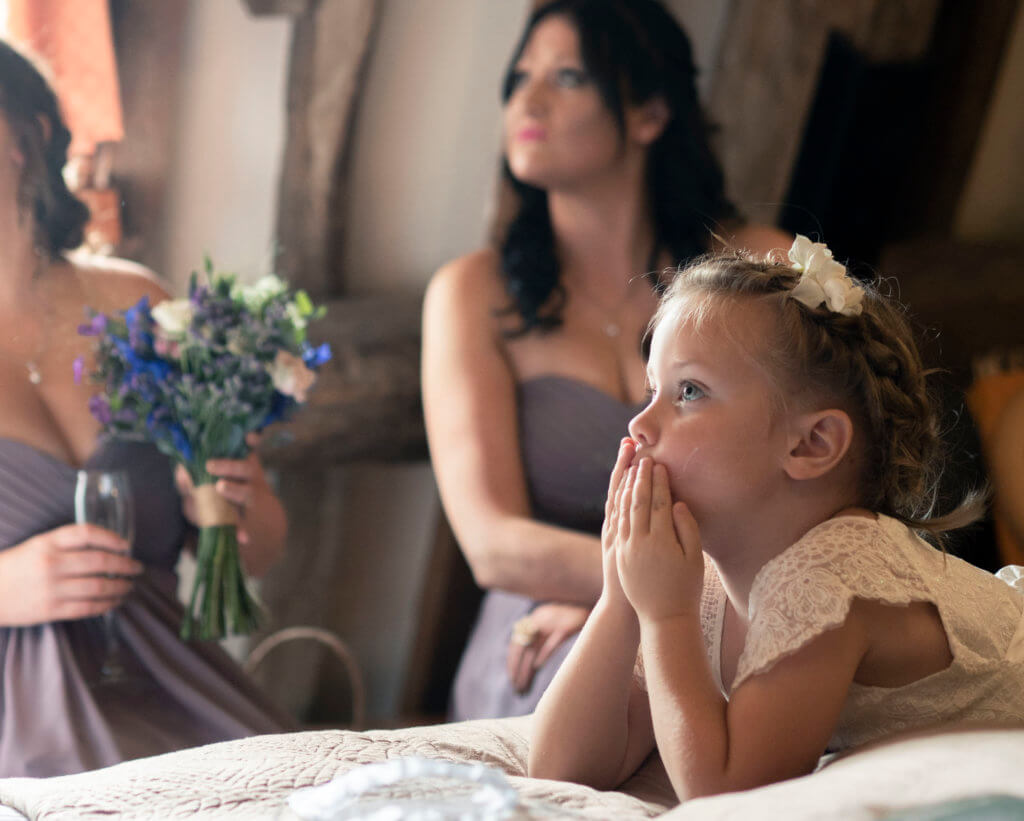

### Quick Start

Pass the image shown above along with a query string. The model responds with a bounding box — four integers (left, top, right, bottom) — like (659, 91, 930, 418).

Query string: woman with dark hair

(0, 40, 292, 777)
(422, 0, 789, 720)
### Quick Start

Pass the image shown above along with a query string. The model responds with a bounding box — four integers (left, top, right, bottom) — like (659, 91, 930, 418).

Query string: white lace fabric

(635, 515, 1024, 751)
(710, 514, 1024, 750)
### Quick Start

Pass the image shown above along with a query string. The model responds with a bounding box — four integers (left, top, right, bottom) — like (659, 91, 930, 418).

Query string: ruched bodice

(451, 376, 644, 720)
(0, 437, 185, 570)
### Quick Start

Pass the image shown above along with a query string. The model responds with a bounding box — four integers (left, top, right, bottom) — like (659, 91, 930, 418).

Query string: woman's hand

(0, 524, 141, 626)
(506, 602, 590, 694)
(616, 457, 704, 624)
(176, 432, 287, 576)
(176, 433, 270, 545)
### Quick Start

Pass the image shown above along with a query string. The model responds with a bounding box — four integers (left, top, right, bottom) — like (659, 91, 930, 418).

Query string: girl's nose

(628, 403, 656, 448)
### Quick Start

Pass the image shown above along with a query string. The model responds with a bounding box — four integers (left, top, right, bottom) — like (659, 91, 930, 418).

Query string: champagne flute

(74, 470, 135, 682)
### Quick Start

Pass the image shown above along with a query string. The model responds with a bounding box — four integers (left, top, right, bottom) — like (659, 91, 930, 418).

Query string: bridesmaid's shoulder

(426, 247, 507, 317)
(68, 251, 172, 309)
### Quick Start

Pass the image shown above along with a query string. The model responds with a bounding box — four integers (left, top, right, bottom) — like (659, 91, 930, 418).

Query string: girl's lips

(517, 126, 546, 141)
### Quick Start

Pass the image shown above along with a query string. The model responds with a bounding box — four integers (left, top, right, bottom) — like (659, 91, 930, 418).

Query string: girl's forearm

(529, 596, 641, 787)
(641, 613, 730, 800)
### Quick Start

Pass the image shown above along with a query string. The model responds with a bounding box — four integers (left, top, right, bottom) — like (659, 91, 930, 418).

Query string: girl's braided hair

(652, 251, 984, 540)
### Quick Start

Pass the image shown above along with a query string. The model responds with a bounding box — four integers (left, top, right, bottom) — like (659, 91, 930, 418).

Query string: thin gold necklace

(569, 277, 642, 338)
(6, 256, 57, 387)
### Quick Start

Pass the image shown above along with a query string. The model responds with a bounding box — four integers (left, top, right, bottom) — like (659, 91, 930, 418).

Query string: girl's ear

(626, 96, 670, 146)
(783, 409, 854, 481)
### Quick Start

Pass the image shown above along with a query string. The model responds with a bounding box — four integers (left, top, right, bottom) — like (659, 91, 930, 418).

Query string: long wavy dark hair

(499, 0, 739, 335)
(0, 40, 89, 258)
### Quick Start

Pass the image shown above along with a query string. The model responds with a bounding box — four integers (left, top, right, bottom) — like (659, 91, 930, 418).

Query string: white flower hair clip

(787, 235, 864, 317)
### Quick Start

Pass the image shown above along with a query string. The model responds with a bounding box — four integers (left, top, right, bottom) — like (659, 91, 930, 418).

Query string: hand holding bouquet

(79, 261, 331, 639)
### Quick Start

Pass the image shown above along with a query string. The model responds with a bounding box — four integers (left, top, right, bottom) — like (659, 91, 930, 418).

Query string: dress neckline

(0, 435, 113, 473)
(518, 373, 646, 409)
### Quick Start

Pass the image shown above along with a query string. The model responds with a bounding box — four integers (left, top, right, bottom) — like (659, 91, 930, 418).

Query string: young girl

(529, 236, 1024, 801)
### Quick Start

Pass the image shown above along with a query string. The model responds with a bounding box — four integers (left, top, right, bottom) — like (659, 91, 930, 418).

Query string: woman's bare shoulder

(715, 224, 792, 257)
(70, 252, 172, 309)
(426, 247, 507, 316)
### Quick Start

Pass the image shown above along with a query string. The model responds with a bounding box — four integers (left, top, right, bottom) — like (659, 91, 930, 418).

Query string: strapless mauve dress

(451, 375, 644, 720)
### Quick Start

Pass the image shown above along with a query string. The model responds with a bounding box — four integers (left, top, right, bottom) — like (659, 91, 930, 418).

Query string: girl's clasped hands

(602, 437, 704, 625)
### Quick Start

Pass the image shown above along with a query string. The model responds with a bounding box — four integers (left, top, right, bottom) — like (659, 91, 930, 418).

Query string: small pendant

(604, 322, 621, 338)
(26, 361, 42, 385)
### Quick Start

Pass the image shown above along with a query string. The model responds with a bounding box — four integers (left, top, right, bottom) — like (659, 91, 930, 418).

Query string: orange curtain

(7, 0, 124, 156)
(966, 368, 1024, 566)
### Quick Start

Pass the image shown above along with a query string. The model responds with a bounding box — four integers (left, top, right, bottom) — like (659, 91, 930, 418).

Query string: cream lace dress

(692, 514, 1024, 752)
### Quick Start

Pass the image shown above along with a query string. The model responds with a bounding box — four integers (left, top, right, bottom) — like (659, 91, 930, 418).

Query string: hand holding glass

(74, 470, 135, 682)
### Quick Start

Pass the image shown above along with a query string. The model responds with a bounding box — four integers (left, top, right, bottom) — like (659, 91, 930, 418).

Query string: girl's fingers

(607, 461, 629, 540)
(648, 463, 673, 538)
(672, 501, 701, 558)
(618, 466, 636, 544)
(605, 439, 635, 526)
(630, 458, 653, 535)
(607, 438, 635, 500)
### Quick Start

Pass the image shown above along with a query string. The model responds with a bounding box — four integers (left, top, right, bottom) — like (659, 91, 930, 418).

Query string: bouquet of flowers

(78, 260, 331, 640)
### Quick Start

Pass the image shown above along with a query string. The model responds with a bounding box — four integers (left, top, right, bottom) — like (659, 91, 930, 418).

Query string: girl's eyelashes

(677, 380, 706, 403)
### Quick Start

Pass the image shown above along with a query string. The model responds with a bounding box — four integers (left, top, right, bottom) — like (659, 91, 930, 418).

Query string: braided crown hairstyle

(0, 40, 89, 258)
(498, 0, 739, 336)
(652, 251, 984, 540)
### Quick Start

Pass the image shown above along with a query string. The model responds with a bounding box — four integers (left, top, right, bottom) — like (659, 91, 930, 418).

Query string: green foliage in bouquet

(79, 260, 331, 639)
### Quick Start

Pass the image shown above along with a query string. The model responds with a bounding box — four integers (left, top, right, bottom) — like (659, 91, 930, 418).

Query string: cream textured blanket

(0, 716, 674, 820)
(2, 719, 1024, 820)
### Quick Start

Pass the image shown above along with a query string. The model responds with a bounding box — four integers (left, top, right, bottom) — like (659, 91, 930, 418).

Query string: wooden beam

(273, 0, 380, 297)
(261, 293, 426, 468)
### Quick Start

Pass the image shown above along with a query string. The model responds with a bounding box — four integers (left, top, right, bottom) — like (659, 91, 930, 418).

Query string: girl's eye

(678, 381, 705, 402)
(554, 67, 589, 88)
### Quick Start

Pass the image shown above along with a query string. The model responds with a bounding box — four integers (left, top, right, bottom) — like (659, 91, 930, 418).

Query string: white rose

(267, 350, 317, 403)
(151, 298, 194, 337)
(236, 275, 288, 311)
(787, 234, 863, 317)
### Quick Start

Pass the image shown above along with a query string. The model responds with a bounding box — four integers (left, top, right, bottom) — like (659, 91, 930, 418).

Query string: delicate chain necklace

(569, 278, 641, 338)
(3, 255, 60, 387)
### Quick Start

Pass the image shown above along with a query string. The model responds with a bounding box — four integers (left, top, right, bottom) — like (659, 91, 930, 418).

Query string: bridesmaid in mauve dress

(422, 0, 791, 721)
(0, 40, 292, 777)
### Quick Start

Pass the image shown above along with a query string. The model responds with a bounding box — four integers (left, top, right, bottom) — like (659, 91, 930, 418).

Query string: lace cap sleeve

(733, 516, 930, 690)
